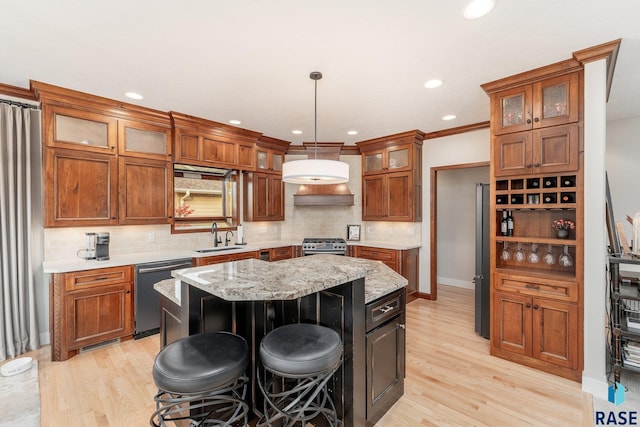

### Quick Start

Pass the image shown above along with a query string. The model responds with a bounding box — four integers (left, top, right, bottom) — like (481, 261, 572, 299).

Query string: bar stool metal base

(151, 375, 248, 427)
(257, 364, 340, 427)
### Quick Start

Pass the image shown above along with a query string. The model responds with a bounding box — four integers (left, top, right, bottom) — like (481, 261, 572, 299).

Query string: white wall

(606, 116, 640, 245)
(437, 166, 489, 289)
(420, 129, 491, 294)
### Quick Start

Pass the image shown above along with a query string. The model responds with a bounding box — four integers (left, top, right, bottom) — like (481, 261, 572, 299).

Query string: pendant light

(282, 72, 350, 185)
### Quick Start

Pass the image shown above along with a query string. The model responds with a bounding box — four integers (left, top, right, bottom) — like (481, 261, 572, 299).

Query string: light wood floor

(23, 285, 593, 426)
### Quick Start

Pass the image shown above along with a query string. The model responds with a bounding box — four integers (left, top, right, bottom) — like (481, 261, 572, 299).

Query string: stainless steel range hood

(292, 143, 355, 206)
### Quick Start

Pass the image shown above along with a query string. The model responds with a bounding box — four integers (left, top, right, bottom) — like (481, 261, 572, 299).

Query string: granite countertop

(42, 240, 421, 274)
(156, 254, 407, 305)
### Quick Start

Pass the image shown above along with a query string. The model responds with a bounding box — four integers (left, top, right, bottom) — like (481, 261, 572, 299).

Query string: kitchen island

(159, 254, 407, 427)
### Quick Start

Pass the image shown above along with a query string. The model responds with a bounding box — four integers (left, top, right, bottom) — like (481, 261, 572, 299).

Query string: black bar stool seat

(258, 323, 342, 427)
(151, 332, 249, 427)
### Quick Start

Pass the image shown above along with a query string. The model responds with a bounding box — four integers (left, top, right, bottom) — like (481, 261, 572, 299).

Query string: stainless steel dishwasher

(134, 258, 193, 338)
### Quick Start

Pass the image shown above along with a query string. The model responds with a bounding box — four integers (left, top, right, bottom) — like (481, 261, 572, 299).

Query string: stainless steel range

(301, 237, 348, 256)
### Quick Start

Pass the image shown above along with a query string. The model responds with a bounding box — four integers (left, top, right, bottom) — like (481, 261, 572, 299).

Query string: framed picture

(347, 224, 361, 241)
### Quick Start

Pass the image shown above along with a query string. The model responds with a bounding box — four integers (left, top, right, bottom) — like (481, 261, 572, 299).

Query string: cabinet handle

(526, 303, 531, 308)
(526, 164, 532, 168)
(94, 276, 108, 281)
(533, 304, 539, 310)
(111, 216, 116, 220)
(398, 323, 406, 330)
(379, 305, 394, 313)
(126, 290, 131, 294)
(111, 146, 115, 150)
(533, 163, 540, 167)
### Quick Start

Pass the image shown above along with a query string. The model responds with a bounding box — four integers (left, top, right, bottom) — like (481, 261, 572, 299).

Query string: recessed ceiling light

(125, 92, 143, 100)
(424, 79, 443, 89)
(347, 130, 358, 136)
(464, 0, 496, 19)
(442, 114, 457, 121)
(292, 130, 303, 135)
(229, 119, 241, 125)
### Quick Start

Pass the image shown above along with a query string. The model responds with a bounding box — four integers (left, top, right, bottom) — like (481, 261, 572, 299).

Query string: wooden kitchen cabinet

(34, 81, 174, 227)
(118, 156, 172, 224)
(493, 124, 579, 177)
(44, 148, 118, 227)
(491, 72, 579, 136)
(492, 291, 578, 371)
(50, 265, 134, 361)
(357, 130, 424, 222)
(243, 172, 284, 221)
(353, 246, 419, 302)
(171, 111, 261, 171)
(193, 250, 259, 267)
(482, 57, 584, 381)
(269, 245, 296, 261)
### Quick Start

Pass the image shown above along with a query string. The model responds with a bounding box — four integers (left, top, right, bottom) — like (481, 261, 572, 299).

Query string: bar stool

(257, 323, 342, 427)
(150, 332, 249, 427)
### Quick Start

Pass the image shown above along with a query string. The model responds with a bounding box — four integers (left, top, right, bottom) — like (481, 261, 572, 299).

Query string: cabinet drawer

(64, 266, 132, 291)
(270, 246, 294, 261)
(366, 289, 405, 332)
(496, 274, 577, 302)
(356, 246, 398, 270)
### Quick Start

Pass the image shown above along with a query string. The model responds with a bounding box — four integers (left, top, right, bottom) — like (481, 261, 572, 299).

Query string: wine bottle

(507, 210, 514, 236)
(501, 211, 508, 236)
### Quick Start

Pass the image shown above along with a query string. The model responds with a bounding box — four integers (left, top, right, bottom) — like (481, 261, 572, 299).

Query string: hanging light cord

(314, 75, 318, 158)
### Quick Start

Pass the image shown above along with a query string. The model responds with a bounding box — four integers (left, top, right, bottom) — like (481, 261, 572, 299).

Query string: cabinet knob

(533, 304, 539, 310)
(111, 216, 116, 220)
(526, 119, 532, 124)
(533, 163, 540, 167)
(534, 117, 540, 123)
(526, 164, 532, 168)
(526, 303, 531, 308)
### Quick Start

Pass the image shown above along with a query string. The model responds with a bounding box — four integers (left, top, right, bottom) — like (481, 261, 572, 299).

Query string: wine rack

(495, 173, 576, 209)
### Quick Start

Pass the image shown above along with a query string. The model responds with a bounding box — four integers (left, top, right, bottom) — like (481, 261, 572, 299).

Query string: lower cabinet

(365, 288, 406, 425)
(50, 265, 134, 361)
(353, 246, 419, 301)
(269, 245, 296, 261)
(193, 251, 259, 266)
(492, 290, 578, 374)
(159, 294, 182, 348)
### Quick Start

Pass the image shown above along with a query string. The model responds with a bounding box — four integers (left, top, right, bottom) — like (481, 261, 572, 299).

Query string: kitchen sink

(194, 246, 242, 253)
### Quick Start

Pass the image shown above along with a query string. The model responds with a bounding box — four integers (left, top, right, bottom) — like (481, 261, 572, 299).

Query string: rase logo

(594, 382, 637, 426)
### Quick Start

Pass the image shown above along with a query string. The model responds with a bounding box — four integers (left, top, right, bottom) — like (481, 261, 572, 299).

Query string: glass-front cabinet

(256, 147, 284, 173)
(492, 72, 579, 136)
(363, 143, 412, 175)
(48, 105, 117, 153)
(118, 119, 171, 160)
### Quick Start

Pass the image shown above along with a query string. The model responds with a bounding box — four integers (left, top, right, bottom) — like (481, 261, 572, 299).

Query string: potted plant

(552, 218, 575, 239)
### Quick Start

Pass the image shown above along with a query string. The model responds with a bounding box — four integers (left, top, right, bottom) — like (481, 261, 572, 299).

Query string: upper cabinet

(171, 112, 260, 171)
(243, 136, 290, 222)
(491, 72, 579, 136)
(357, 130, 424, 222)
(33, 81, 173, 227)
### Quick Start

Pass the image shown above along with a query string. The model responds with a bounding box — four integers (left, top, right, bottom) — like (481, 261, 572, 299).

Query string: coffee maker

(95, 232, 110, 261)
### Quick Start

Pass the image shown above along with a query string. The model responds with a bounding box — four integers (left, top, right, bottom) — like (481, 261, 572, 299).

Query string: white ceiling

(1, 0, 639, 144)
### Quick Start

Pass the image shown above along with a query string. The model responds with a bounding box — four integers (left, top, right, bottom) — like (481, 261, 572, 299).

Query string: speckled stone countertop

(157, 254, 407, 305)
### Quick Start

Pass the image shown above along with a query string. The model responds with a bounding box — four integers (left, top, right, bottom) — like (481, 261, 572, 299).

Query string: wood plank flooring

(23, 285, 592, 426)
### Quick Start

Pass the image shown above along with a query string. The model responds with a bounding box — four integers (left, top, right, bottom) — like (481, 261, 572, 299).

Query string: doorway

(429, 162, 489, 300)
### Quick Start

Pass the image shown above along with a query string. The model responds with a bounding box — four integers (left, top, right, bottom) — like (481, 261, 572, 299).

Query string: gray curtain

(0, 102, 40, 360)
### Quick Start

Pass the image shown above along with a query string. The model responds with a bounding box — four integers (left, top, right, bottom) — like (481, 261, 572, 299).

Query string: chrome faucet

(225, 231, 234, 247)
(211, 222, 222, 247)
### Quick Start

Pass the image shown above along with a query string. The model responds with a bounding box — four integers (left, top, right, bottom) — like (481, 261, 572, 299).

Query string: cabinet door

(532, 124, 579, 174)
(269, 175, 284, 220)
(118, 157, 171, 224)
(533, 73, 579, 129)
(492, 291, 532, 356)
(366, 319, 405, 423)
(118, 119, 171, 160)
(492, 85, 533, 135)
(44, 148, 118, 227)
(386, 172, 412, 220)
(254, 174, 270, 220)
(386, 144, 412, 173)
(532, 298, 578, 369)
(269, 246, 294, 261)
(363, 175, 386, 220)
(237, 141, 255, 170)
(174, 132, 200, 163)
(46, 105, 117, 153)
(493, 132, 532, 177)
(65, 283, 133, 349)
(363, 149, 385, 175)
(201, 136, 237, 167)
